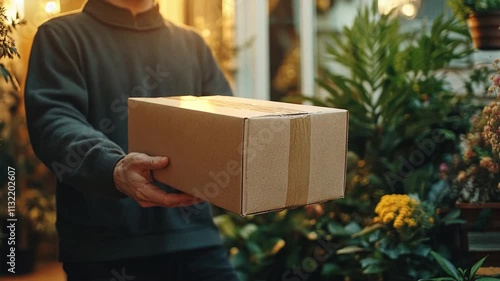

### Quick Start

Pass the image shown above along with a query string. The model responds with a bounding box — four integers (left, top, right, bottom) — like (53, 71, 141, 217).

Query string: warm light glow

(222, 0, 235, 45)
(44, 0, 60, 14)
(178, 96, 216, 113)
(14, 0, 24, 18)
(378, 0, 420, 19)
(401, 3, 416, 18)
(201, 28, 212, 38)
(158, 0, 185, 24)
(378, 0, 399, 15)
(3, 0, 24, 20)
(222, 0, 234, 18)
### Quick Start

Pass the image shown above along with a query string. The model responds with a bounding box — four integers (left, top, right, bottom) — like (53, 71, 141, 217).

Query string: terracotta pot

(467, 11, 500, 50)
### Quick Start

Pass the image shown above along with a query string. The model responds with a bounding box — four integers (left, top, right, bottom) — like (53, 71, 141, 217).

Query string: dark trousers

(63, 246, 240, 281)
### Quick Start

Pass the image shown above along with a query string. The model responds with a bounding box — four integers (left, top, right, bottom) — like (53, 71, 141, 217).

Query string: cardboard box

(128, 96, 348, 215)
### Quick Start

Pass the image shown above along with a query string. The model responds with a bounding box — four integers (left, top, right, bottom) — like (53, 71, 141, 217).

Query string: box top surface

(129, 96, 347, 118)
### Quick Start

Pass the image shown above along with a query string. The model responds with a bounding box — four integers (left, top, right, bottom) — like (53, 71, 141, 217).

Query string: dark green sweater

(25, 0, 231, 262)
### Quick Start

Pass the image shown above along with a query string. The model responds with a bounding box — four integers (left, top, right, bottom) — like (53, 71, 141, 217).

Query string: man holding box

(24, 0, 239, 280)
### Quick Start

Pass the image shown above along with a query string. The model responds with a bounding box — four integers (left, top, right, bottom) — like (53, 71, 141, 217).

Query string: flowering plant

(373, 194, 435, 232)
(451, 60, 500, 203)
(334, 194, 460, 280)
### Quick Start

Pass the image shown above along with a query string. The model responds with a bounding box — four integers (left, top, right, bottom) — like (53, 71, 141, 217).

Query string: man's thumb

(142, 156, 169, 170)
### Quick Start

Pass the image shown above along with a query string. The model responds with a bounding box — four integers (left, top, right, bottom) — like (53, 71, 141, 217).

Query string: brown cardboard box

(128, 96, 348, 216)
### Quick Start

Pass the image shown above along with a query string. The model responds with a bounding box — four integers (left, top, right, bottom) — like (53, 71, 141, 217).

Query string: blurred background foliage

(214, 2, 492, 281)
(0, 2, 56, 266)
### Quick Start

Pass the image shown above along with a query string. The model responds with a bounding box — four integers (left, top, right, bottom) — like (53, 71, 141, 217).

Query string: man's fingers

(163, 193, 204, 207)
(137, 200, 162, 208)
(137, 183, 203, 207)
(136, 184, 171, 205)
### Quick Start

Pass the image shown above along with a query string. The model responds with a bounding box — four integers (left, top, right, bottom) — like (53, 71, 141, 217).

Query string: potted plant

(449, 0, 500, 50)
(448, 59, 500, 266)
(451, 90, 500, 204)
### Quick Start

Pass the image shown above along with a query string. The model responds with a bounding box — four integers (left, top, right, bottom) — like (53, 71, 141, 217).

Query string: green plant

(311, 3, 473, 198)
(215, 209, 331, 281)
(420, 251, 500, 281)
(449, 0, 500, 21)
(0, 3, 25, 86)
(331, 194, 464, 280)
(307, 4, 479, 278)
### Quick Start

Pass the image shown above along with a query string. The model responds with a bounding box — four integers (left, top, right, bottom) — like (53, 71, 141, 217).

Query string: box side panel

(242, 118, 290, 215)
(307, 112, 348, 203)
(128, 100, 243, 214)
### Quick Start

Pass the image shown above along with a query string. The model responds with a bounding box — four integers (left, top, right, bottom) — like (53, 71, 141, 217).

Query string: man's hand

(113, 152, 202, 208)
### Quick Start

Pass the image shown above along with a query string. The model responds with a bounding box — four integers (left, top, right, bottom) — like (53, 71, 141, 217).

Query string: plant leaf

(445, 219, 466, 225)
(360, 257, 380, 268)
(443, 209, 460, 221)
(469, 256, 487, 279)
(363, 264, 385, 274)
(430, 251, 460, 280)
(336, 246, 365, 255)
(352, 223, 384, 238)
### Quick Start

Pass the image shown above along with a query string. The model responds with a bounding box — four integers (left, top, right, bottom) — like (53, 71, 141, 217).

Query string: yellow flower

(382, 212, 395, 223)
(373, 194, 425, 230)
(393, 218, 404, 229)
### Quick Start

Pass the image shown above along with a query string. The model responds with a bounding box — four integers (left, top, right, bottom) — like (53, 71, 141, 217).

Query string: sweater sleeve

(24, 24, 126, 199)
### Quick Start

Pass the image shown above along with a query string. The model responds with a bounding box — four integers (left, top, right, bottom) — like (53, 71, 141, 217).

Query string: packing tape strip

(285, 115, 311, 206)
(167, 96, 306, 115)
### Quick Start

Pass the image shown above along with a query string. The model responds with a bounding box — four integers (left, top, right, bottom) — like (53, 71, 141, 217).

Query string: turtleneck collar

(83, 0, 164, 30)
